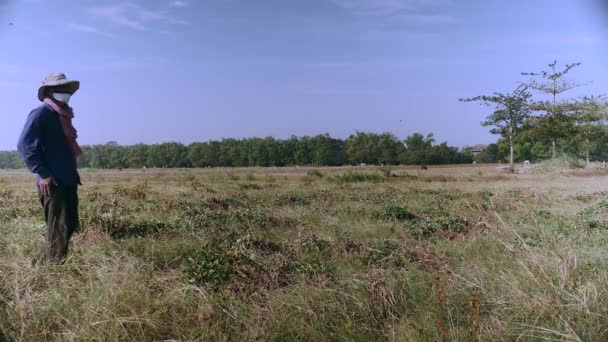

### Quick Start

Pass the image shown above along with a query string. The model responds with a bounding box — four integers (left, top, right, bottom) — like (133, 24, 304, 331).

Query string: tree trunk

(552, 87, 557, 159)
(586, 138, 590, 167)
(509, 134, 514, 173)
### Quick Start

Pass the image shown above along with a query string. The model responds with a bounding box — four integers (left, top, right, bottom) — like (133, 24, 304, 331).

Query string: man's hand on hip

(40, 177, 57, 196)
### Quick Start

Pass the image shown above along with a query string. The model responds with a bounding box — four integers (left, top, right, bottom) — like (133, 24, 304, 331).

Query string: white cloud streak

(396, 14, 456, 24)
(332, 0, 456, 25)
(170, 1, 187, 8)
(89, 3, 145, 30)
(88, 2, 189, 31)
(536, 34, 605, 46)
(333, 0, 452, 16)
(67, 23, 113, 37)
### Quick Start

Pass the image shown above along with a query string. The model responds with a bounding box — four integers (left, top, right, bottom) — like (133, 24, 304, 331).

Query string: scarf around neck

(43, 98, 83, 157)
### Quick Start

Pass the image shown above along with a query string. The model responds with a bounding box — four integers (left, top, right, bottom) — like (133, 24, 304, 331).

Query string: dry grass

(1, 165, 608, 340)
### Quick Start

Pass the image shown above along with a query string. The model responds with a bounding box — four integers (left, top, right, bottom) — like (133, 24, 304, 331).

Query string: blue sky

(0, 0, 607, 150)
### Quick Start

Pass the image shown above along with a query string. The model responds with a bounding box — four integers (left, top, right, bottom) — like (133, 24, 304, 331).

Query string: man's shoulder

(28, 104, 54, 121)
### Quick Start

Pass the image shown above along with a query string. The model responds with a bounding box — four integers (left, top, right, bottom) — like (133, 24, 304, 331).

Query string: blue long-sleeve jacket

(17, 104, 80, 186)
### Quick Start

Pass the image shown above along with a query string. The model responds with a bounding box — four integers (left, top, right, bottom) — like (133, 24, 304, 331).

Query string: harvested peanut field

(1, 165, 608, 341)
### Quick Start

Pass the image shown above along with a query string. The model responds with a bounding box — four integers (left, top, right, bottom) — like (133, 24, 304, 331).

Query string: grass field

(1, 164, 608, 341)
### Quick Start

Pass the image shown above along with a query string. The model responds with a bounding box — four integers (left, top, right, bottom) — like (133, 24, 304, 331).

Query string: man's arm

(17, 111, 52, 179)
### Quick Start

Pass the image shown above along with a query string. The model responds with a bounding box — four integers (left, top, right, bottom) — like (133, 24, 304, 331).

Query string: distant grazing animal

(420, 165, 428, 170)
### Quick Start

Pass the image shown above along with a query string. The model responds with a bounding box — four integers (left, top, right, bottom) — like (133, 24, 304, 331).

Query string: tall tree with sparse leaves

(573, 96, 608, 165)
(522, 61, 587, 158)
(460, 85, 531, 171)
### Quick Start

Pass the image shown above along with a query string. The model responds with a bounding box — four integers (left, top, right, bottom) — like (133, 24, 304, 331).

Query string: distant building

(468, 144, 488, 156)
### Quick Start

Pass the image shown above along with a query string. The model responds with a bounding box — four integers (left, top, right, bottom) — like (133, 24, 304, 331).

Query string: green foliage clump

(110, 219, 177, 239)
(378, 166, 393, 177)
(409, 216, 468, 238)
(519, 231, 543, 247)
(371, 206, 416, 221)
(306, 169, 325, 178)
(112, 183, 150, 200)
(361, 240, 417, 268)
(233, 208, 271, 229)
(361, 240, 399, 266)
(578, 199, 608, 230)
(578, 200, 608, 217)
(239, 183, 264, 190)
(0, 207, 23, 222)
(183, 238, 254, 286)
(275, 192, 308, 206)
(295, 236, 334, 275)
(227, 173, 240, 181)
(537, 154, 586, 170)
(335, 171, 382, 183)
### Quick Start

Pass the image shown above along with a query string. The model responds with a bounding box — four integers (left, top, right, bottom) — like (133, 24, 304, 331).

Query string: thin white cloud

(361, 30, 441, 41)
(332, 0, 452, 17)
(300, 57, 460, 69)
(165, 17, 190, 26)
(332, 0, 456, 27)
(88, 2, 189, 31)
(396, 14, 456, 25)
(535, 34, 605, 46)
(67, 23, 113, 37)
(330, 0, 456, 44)
(170, 1, 187, 8)
(89, 3, 146, 30)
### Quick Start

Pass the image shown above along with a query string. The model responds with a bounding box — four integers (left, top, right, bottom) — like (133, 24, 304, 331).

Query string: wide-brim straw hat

(38, 73, 80, 101)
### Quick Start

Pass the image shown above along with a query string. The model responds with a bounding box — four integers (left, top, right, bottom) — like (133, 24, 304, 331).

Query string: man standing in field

(18, 73, 82, 265)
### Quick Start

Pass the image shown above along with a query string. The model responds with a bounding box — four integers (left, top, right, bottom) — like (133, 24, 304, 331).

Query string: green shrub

(296, 253, 333, 275)
(408, 216, 468, 238)
(361, 240, 417, 268)
(519, 231, 543, 247)
(275, 193, 308, 206)
(181, 173, 197, 183)
(378, 166, 393, 178)
(246, 172, 257, 181)
(295, 236, 334, 275)
(227, 173, 240, 181)
(371, 206, 416, 221)
(361, 240, 400, 266)
(578, 200, 608, 230)
(113, 183, 149, 200)
(108, 219, 178, 239)
(306, 169, 325, 178)
(335, 172, 382, 183)
(181, 206, 232, 232)
(239, 183, 264, 190)
(234, 208, 271, 229)
(0, 207, 24, 222)
(183, 238, 254, 286)
(537, 154, 586, 171)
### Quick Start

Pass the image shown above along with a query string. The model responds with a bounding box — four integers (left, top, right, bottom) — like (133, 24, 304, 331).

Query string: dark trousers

(37, 184, 79, 264)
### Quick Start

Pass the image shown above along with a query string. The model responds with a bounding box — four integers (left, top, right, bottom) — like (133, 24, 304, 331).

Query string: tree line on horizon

(2, 61, 605, 171)
(0, 132, 473, 169)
